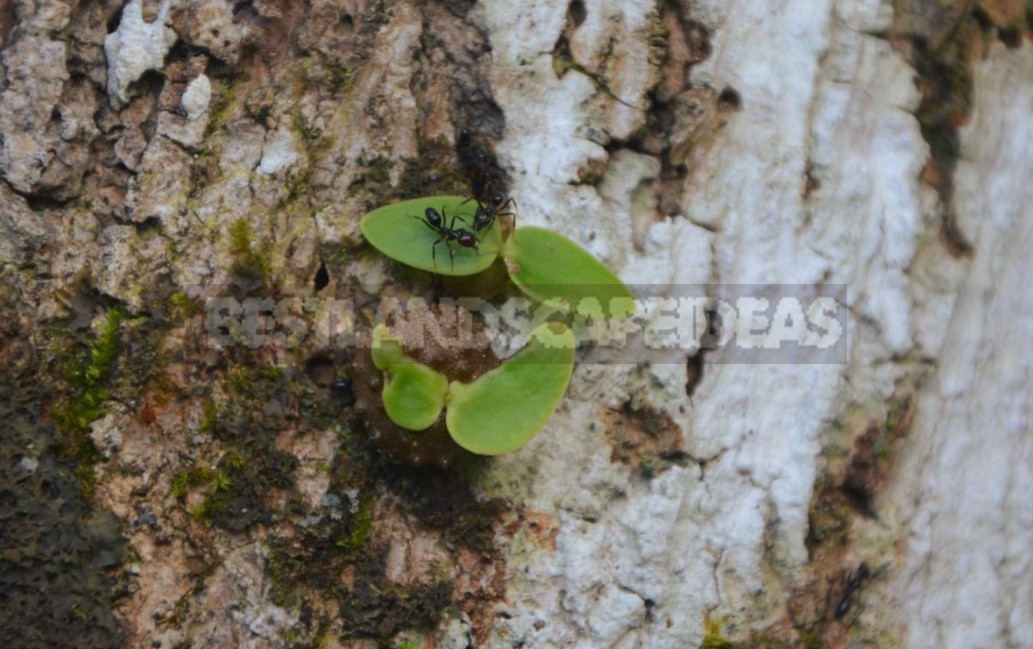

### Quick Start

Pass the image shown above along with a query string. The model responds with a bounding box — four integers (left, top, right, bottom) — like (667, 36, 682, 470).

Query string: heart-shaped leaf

(372, 325, 448, 431)
(503, 226, 634, 318)
(383, 363, 448, 431)
(361, 196, 503, 276)
(445, 323, 575, 455)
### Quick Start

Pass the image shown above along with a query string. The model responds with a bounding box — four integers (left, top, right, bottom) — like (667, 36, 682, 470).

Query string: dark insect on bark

(329, 378, 353, 397)
(455, 127, 507, 204)
(835, 563, 870, 618)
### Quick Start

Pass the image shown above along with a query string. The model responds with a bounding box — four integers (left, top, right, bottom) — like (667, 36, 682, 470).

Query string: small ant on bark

(414, 206, 480, 270)
(834, 563, 870, 618)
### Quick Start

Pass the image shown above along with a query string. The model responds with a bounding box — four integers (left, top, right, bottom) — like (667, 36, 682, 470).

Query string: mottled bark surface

(1, 0, 1031, 648)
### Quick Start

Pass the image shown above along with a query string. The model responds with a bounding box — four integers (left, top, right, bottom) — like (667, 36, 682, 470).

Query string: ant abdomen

(425, 207, 443, 228)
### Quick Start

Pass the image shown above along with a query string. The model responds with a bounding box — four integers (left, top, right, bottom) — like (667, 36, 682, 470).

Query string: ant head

(424, 207, 442, 226)
(489, 193, 505, 207)
(456, 230, 479, 247)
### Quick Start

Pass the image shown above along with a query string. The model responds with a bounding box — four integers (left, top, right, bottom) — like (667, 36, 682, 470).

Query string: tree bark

(1, 0, 1031, 648)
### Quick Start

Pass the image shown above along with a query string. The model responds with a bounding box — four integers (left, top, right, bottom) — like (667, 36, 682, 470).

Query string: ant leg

(444, 240, 456, 271)
(501, 198, 518, 231)
(415, 215, 439, 235)
(457, 199, 478, 225)
(446, 209, 471, 229)
(431, 237, 445, 269)
(493, 209, 514, 236)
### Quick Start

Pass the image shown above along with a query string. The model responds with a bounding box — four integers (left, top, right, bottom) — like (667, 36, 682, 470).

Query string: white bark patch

(471, 0, 948, 646)
(887, 41, 1033, 649)
(0, 38, 69, 193)
(182, 74, 212, 121)
(259, 128, 300, 175)
(104, 0, 177, 108)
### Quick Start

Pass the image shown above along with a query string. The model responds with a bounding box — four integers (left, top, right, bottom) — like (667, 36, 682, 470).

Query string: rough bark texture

(1, 0, 1031, 648)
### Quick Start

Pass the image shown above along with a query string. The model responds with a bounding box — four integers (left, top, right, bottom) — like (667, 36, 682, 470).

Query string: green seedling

(446, 322, 575, 455)
(372, 325, 448, 431)
(361, 195, 629, 456)
(370, 322, 575, 454)
(361, 196, 503, 276)
(503, 226, 634, 318)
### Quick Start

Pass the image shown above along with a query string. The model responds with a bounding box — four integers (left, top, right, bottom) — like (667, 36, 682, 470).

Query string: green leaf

(503, 226, 634, 318)
(383, 363, 449, 431)
(372, 324, 448, 431)
(445, 323, 575, 455)
(361, 196, 503, 276)
(371, 324, 407, 369)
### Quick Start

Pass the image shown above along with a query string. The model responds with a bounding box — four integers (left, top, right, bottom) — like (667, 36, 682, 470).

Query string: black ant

(455, 128, 515, 234)
(414, 207, 480, 270)
(834, 563, 870, 618)
(462, 193, 517, 234)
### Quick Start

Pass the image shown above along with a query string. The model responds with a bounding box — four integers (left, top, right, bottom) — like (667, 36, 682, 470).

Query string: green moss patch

(227, 217, 274, 281)
(50, 310, 124, 499)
